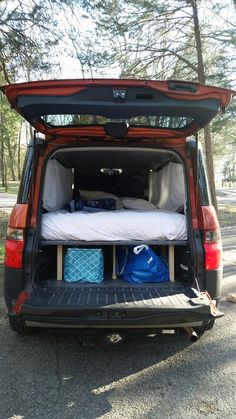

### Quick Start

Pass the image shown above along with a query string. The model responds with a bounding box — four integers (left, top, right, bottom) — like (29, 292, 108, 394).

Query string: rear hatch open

(1, 79, 235, 140)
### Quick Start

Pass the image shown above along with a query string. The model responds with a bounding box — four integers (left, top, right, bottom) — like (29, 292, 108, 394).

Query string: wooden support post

(57, 245, 63, 280)
(112, 244, 117, 280)
(169, 245, 175, 282)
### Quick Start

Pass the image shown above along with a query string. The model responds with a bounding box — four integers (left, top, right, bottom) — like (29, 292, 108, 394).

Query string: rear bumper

(20, 311, 212, 329)
(9, 284, 223, 329)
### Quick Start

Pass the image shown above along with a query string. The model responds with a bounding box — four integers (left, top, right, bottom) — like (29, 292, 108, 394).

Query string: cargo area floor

(24, 282, 202, 310)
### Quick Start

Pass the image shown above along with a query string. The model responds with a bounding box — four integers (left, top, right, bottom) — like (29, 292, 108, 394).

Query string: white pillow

(121, 197, 157, 211)
(79, 190, 123, 210)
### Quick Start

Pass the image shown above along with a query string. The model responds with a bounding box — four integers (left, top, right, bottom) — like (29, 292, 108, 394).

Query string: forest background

(0, 0, 235, 209)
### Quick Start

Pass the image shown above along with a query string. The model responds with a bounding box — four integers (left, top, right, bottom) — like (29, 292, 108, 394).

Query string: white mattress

(41, 210, 187, 241)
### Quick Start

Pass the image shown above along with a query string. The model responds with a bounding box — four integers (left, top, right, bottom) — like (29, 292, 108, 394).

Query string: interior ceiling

(54, 149, 181, 170)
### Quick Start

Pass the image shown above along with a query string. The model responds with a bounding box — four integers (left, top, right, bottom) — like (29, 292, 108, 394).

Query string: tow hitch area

(80, 330, 126, 347)
(81, 330, 97, 347)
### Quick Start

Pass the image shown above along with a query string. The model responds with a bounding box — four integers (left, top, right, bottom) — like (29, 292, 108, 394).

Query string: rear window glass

(41, 114, 194, 129)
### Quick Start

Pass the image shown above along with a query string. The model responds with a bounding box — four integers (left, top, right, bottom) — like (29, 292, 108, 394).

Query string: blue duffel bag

(64, 248, 104, 283)
(117, 245, 169, 284)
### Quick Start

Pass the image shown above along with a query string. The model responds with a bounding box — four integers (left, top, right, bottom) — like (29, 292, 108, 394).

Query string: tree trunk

(4, 160, 8, 192)
(203, 125, 218, 209)
(6, 136, 16, 181)
(0, 137, 5, 187)
(18, 122, 23, 180)
(191, 0, 218, 211)
(0, 109, 5, 187)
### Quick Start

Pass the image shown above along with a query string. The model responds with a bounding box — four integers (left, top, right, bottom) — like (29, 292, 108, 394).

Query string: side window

(198, 150, 212, 205)
(17, 144, 33, 203)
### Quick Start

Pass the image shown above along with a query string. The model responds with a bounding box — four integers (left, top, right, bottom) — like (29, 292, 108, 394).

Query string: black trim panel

(4, 267, 23, 310)
(17, 86, 221, 130)
(17, 143, 33, 204)
(205, 268, 222, 305)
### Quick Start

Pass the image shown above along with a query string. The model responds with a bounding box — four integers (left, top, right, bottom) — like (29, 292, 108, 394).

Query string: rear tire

(194, 319, 215, 336)
(9, 317, 38, 335)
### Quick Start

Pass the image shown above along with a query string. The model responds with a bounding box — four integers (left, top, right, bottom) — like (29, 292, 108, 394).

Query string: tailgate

(12, 284, 223, 328)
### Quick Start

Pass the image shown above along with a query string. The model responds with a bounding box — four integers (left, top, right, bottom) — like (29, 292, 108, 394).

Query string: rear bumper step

(10, 285, 223, 328)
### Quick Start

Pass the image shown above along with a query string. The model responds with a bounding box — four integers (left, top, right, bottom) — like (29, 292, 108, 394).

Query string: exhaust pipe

(184, 327, 199, 342)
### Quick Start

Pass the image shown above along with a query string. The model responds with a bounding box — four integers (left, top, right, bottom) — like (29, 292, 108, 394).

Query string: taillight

(201, 206, 222, 271)
(5, 228, 25, 269)
(204, 236, 222, 270)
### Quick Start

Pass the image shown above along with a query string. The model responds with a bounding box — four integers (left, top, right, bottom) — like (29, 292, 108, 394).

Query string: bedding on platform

(41, 209, 187, 241)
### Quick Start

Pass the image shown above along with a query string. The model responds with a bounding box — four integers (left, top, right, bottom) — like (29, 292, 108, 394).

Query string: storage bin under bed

(40, 239, 187, 283)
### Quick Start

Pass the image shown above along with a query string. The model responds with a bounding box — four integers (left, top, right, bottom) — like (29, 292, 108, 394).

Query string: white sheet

(41, 210, 187, 241)
(42, 160, 72, 212)
(149, 163, 185, 211)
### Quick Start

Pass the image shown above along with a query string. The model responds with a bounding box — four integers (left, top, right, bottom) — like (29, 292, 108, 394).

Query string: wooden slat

(57, 245, 63, 281)
(41, 239, 187, 246)
(169, 245, 175, 282)
(112, 245, 117, 280)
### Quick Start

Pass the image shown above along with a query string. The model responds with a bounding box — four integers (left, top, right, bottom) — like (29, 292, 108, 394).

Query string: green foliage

(0, 0, 77, 185)
(0, 82, 24, 184)
(0, 210, 9, 264)
(0, 94, 21, 140)
(0, 181, 19, 194)
(78, 0, 236, 167)
(0, 0, 235, 185)
(222, 157, 236, 181)
(0, 0, 76, 82)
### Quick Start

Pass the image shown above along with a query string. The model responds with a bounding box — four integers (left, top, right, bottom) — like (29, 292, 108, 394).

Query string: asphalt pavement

(216, 187, 236, 208)
(0, 193, 17, 209)
(0, 190, 235, 419)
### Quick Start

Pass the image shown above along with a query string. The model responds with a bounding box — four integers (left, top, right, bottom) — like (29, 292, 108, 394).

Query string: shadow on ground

(0, 313, 235, 419)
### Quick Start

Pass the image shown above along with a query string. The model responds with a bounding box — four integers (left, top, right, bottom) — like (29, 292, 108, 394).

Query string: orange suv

(1, 79, 235, 339)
